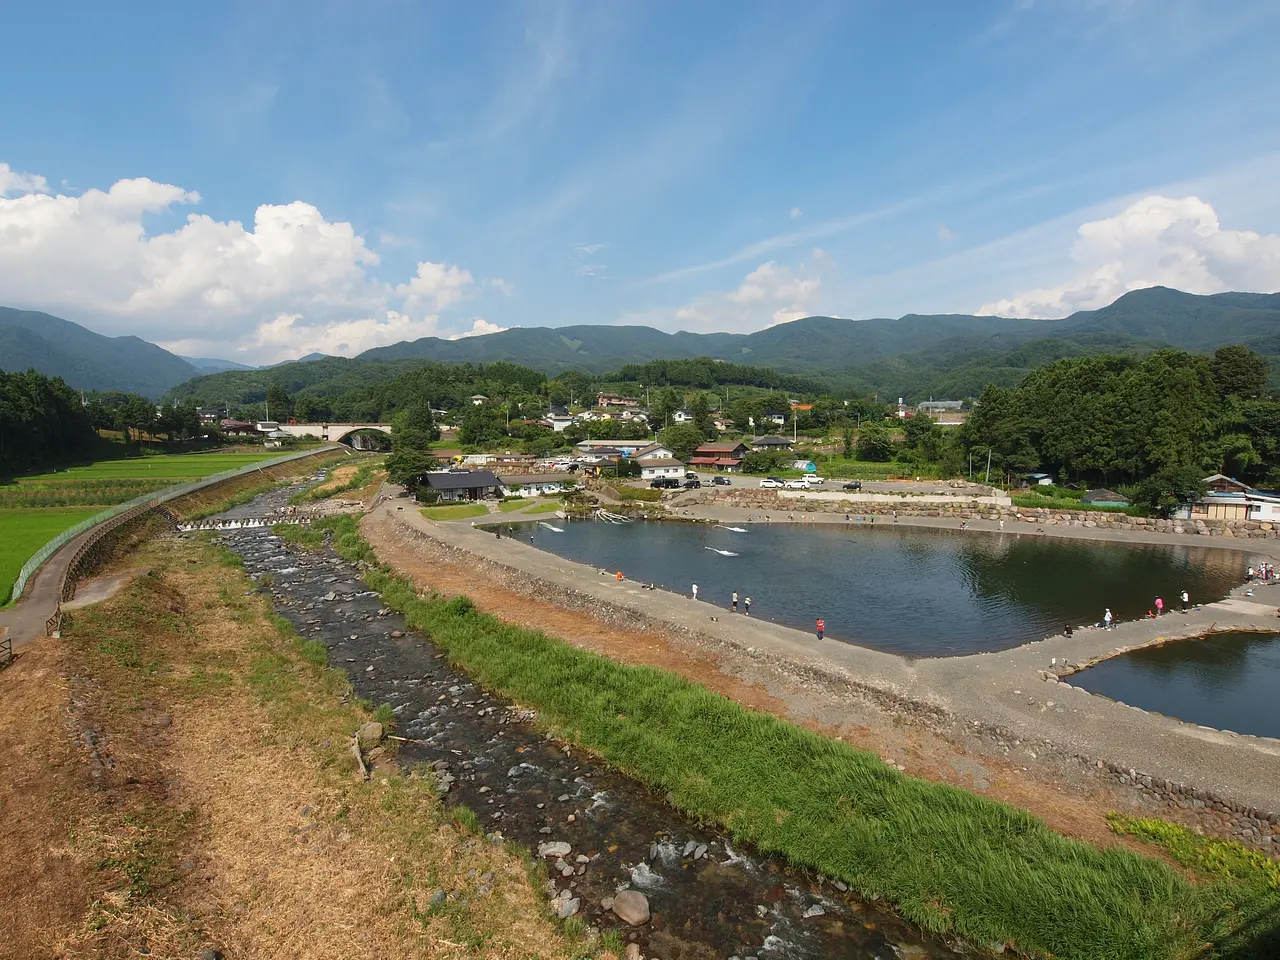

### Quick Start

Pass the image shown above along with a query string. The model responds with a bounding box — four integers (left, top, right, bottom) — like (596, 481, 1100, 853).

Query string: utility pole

(985, 447, 992, 484)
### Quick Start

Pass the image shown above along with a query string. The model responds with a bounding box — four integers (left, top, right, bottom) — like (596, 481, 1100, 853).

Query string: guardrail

(9, 445, 340, 605)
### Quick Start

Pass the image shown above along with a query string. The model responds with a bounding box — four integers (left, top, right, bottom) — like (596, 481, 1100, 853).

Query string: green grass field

(2, 451, 290, 603)
(1, 507, 102, 601)
(283, 513, 1280, 960)
(520, 500, 562, 515)
(12, 451, 283, 483)
(420, 503, 489, 521)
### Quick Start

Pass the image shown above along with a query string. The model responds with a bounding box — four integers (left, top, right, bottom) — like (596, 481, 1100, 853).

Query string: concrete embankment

(369, 496, 1280, 850)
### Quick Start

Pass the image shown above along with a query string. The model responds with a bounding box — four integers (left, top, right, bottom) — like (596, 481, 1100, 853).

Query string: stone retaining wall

(375, 510, 1279, 850)
(717, 489, 1279, 539)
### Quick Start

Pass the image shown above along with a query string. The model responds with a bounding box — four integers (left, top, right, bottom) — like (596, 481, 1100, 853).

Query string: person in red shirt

(815, 618, 825, 640)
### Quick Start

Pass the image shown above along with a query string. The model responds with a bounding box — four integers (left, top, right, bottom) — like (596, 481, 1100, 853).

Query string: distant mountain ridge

(6, 287, 1279, 402)
(0, 307, 200, 398)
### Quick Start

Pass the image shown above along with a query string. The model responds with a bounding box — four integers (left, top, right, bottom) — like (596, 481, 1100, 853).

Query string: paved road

(0, 526, 99, 651)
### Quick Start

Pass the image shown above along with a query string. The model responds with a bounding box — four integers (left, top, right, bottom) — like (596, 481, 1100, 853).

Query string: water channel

(506, 519, 1249, 657)
(213, 489, 965, 960)
(1069, 631, 1280, 739)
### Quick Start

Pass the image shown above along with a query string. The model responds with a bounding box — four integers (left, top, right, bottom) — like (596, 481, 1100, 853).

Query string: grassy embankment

(1, 527, 594, 959)
(421, 503, 490, 521)
(284, 513, 1280, 960)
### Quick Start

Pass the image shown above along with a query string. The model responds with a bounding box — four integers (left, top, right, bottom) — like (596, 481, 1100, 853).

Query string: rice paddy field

(1, 451, 285, 601)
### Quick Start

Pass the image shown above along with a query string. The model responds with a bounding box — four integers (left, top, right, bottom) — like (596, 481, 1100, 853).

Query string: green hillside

(0, 307, 200, 398)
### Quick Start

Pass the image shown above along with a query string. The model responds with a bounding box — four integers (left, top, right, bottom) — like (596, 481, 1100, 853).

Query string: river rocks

(693, 843, 707, 860)
(682, 840, 697, 857)
(323, 591, 338, 601)
(538, 840, 572, 858)
(552, 891, 581, 919)
(624, 944, 643, 960)
(356, 721, 384, 747)
(803, 904, 826, 918)
(612, 890, 651, 926)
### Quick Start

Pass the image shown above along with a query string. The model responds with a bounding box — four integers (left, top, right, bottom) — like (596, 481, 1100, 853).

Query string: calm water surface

(516, 520, 1248, 656)
(1069, 632, 1280, 739)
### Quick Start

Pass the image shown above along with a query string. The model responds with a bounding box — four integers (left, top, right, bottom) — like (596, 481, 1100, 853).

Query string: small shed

(1081, 489, 1131, 508)
(1022, 472, 1054, 487)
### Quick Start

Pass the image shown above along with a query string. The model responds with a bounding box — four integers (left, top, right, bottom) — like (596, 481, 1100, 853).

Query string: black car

(684, 478, 702, 489)
(711, 476, 732, 486)
(650, 477, 680, 489)
(843, 480, 863, 491)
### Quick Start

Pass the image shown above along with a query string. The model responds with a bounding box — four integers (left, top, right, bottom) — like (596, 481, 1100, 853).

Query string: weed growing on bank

(294, 513, 1280, 960)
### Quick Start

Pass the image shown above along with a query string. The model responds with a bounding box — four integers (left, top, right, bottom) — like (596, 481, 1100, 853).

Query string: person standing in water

(1155, 596, 1164, 616)
(1103, 608, 1113, 629)
(692, 583, 698, 600)
(731, 590, 738, 612)
(815, 617, 825, 640)
(744, 596, 751, 616)
(1181, 589, 1189, 611)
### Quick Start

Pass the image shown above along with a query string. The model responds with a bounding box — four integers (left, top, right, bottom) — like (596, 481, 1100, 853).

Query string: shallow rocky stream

(212, 488, 968, 960)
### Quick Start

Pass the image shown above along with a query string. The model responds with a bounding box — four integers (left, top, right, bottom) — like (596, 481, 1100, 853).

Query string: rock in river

(538, 841, 572, 859)
(612, 890, 651, 926)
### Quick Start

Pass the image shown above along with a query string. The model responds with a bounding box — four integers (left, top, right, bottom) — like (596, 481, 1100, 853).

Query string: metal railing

(9, 445, 339, 605)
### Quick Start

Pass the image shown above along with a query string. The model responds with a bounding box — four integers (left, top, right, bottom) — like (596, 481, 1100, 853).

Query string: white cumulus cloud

(0, 162, 500, 362)
(676, 254, 827, 330)
(450, 318, 509, 340)
(979, 195, 1280, 318)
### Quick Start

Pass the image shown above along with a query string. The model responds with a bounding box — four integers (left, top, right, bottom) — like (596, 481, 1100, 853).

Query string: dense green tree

(659, 423, 706, 461)
(856, 422, 896, 462)
(650, 388, 681, 429)
(1209, 344, 1268, 400)
(265, 382, 291, 419)
(689, 392, 713, 437)
(0, 370, 98, 474)
(457, 404, 506, 446)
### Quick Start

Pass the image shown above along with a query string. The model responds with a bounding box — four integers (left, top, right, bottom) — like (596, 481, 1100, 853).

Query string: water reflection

(1070, 632, 1280, 738)
(518, 521, 1247, 657)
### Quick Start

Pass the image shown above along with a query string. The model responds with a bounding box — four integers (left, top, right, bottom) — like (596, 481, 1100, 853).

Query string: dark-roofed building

(421, 470, 500, 502)
(751, 435, 794, 450)
(690, 441, 748, 471)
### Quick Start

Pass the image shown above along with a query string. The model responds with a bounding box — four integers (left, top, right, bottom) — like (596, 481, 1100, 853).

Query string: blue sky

(1, 0, 1278, 362)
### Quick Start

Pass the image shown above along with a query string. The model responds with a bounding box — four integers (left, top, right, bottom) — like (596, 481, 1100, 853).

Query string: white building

(640, 458, 686, 481)
(632, 442, 675, 460)
(498, 473, 577, 497)
(548, 414, 575, 432)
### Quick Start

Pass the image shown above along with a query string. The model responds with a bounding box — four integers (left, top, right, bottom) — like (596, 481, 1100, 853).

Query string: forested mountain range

(5, 287, 1279, 402)
(0, 307, 202, 398)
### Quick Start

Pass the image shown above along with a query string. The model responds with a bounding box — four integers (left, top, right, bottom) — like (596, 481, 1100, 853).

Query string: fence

(9, 445, 340, 605)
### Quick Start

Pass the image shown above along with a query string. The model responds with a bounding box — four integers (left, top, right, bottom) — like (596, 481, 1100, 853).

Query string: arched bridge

(276, 422, 392, 443)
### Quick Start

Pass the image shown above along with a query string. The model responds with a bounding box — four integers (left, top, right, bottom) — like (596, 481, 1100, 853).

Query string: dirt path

(361, 509, 1155, 853)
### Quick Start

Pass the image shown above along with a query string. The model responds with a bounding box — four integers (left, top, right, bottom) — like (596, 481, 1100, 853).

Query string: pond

(1068, 631, 1280, 739)
(512, 519, 1248, 656)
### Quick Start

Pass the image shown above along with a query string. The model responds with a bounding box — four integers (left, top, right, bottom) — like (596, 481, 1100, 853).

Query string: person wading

(691, 583, 698, 601)
(815, 617, 825, 640)
(1155, 596, 1164, 616)
(1104, 608, 1113, 629)
(1181, 589, 1189, 611)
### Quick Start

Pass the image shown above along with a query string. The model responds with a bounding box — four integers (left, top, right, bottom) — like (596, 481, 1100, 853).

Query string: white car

(758, 478, 783, 488)
(783, 479, 809, 490)
(803, 475, 825, 485)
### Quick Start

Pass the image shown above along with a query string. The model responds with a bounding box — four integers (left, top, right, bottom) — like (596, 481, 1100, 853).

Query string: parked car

(783, 479, 808, 490)
(685, 471, 698, 480)
(711, 476, 732, 486)
(650, 477, 680, 489)
(759, 478, 782, 489)
(683, 478, 701, 489)
(803, 475, 825, 486)
(842, 480, 863, 491)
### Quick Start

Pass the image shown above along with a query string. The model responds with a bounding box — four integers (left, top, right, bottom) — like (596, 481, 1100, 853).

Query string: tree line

(0, 370, 97, 475)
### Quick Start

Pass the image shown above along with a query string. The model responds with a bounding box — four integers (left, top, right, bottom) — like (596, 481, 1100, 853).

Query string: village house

(671, 409, 694, 424)
(498, 473, 576, 497)
(1174, 474, 1280, 521)
(469, 394, 488, 406)
(421, 470, 501, 502)
(640, 457, 686, 482)
(917, 400, 968, 427)
(756, 410, 786, 427)
(632, 442, 676, 460)
(1019, 472, 1055, 487)
(596, 393, 641, 409)
(689, 440, 748, 472)
(750, 435, 794, 451)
